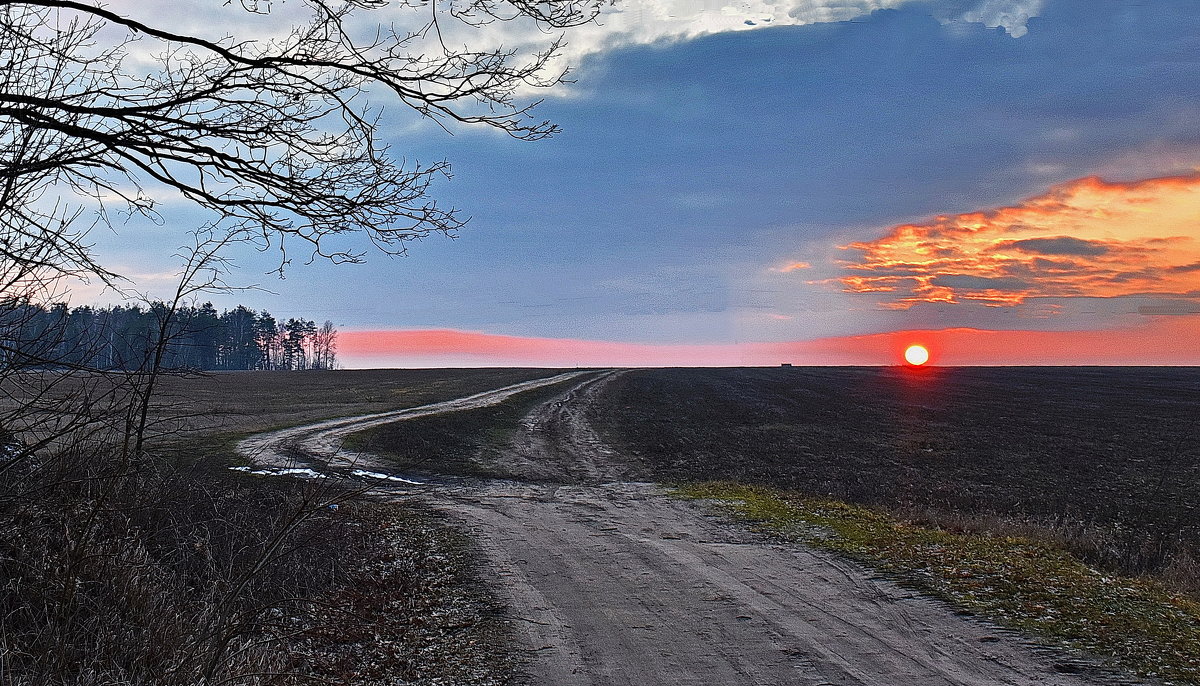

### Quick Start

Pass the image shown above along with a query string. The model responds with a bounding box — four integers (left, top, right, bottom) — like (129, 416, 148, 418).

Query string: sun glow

(904, 344, 930, 366)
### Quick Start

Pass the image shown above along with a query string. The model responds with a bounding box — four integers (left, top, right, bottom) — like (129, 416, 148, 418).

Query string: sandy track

(234, 371, 590, 475)
(473, 370, 637, 483)
(450, 482, 1126, 686)
(236, 373, 1137, 686)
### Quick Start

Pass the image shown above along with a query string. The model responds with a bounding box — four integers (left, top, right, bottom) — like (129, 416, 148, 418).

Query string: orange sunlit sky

(94, 1, 1200, 367)
(341, 304, 1200, 367)
(339, 170, 1200, 367)
(834, 174, 1200, 308)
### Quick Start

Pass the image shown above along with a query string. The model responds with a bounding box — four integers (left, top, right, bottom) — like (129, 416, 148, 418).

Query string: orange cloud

(836, 174, 1200, 308)
(340, 316, 1200, 368)
(772, 261, 812, 272)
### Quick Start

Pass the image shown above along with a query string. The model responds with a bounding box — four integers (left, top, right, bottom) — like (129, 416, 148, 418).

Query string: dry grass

(1, 445, 353, 685)
(1, 368, 565, 453)
(0, 446, 515, 685)
(678, 481, 1200, 685)
(1, 369, 542, 685)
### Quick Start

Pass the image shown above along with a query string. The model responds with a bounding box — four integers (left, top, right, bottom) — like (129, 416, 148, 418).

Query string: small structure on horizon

(780, 363, 793, 367)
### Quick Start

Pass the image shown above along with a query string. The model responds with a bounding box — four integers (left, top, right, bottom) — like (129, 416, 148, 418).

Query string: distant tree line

(0, 300, 337, 372)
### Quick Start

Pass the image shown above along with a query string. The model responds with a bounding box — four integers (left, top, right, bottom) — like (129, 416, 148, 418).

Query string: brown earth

(236, 371, 1147, 686)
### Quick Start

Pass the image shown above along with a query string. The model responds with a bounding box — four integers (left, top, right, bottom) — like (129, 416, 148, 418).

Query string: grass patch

(676, 481, 1200, 685)
(0, 442, 513, 685)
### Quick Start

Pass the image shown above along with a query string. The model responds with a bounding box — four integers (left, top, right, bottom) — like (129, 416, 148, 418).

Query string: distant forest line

(1, 301, 337, 371)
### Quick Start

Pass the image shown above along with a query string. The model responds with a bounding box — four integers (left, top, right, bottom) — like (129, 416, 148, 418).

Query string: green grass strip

(675, 481, 1200, 684)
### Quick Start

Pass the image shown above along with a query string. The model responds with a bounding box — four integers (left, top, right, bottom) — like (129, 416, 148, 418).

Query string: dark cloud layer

(1004, 237, 1111, 256)
(217, 1, 1200, 350)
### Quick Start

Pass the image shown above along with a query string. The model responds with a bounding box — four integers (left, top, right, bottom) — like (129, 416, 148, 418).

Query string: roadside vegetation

(677, 481, 1200, 684)
(2, 448, 343, 684)
(291, 503, 515, 685)
(2, 461, 512, 685)
(1, 368, 532, 685)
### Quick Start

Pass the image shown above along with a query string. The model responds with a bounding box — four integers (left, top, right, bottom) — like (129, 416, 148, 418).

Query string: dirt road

(235, 371, 590, 476)
(236, 372, 1137, 686)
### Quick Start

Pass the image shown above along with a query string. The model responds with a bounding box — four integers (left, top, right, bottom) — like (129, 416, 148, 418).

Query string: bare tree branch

(0, 0, 606, 275)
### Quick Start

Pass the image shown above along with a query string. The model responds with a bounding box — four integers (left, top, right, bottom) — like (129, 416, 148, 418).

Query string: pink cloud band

(340, 317, 1200, 368)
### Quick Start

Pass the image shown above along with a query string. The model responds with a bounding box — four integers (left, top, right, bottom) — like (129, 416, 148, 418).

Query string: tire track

(234, 370, 592, 479)
(234, 371, 1143, 686)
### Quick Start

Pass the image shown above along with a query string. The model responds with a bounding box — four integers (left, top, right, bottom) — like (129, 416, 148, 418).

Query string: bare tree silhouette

(1, 0, 607, 275)
(0, 2, 604, 682)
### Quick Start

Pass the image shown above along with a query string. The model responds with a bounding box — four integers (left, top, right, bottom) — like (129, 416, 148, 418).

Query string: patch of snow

(229, 466, 324, 478)
(351, 469, 424, 485)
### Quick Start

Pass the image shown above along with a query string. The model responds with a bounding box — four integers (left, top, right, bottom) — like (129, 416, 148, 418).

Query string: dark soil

(587, 366, 1200, 578)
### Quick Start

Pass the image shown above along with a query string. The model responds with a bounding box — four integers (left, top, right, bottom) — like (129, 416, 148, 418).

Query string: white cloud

(455, 0, 1045, 71)
(469, 1, 922, 68)
(100, 2, 935, 99)
(958, 0, 1044, 38)
(96, 1, 1045, 101)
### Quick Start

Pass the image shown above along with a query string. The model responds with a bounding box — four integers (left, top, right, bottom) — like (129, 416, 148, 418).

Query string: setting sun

(904, 344, 930, 366)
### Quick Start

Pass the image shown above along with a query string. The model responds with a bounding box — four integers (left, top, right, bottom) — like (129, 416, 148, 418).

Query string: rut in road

(234, 371, 591, 478)
(235, 371, 1143, 686)
(450, 483, 1130, 686)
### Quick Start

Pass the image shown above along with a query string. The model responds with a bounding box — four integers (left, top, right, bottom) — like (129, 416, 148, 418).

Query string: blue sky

(89, 0, 1200, 364)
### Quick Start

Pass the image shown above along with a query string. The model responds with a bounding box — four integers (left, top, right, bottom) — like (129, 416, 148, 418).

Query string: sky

(83, 0, 1200, 366)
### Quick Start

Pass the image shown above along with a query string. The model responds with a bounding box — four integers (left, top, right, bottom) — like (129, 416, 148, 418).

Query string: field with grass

(1, 368, 564, 685)
(588, 367, 1200, 590)
(12, 364, 1200, 684)
(154, 367, 563, 436)
(147, 368, 564, 462)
